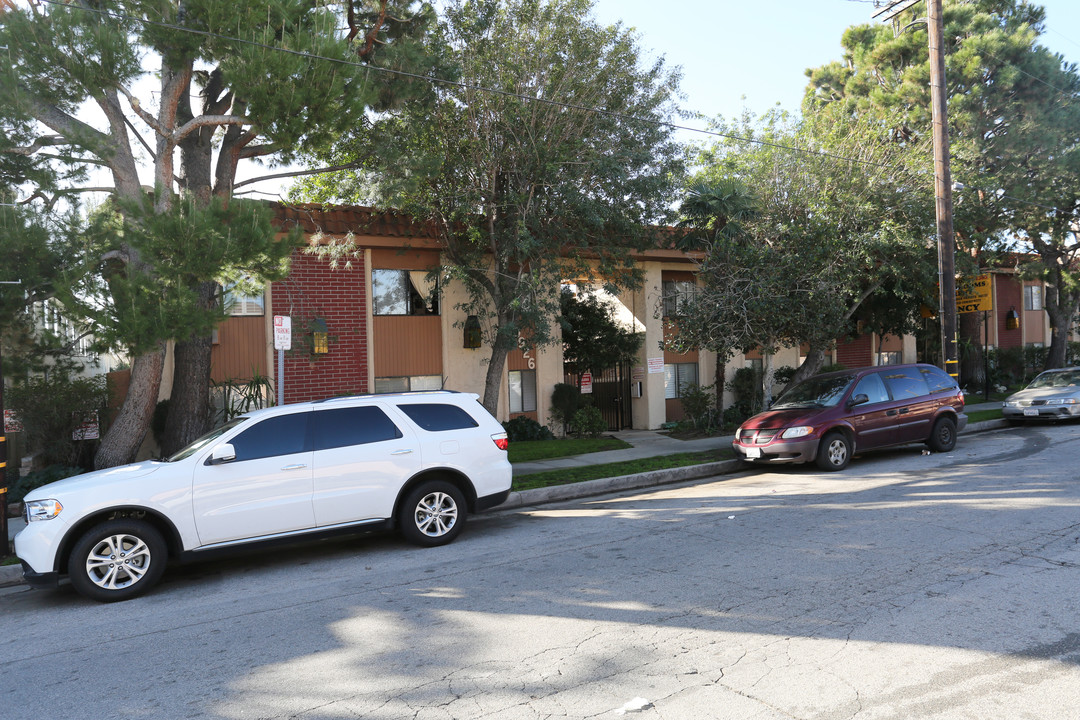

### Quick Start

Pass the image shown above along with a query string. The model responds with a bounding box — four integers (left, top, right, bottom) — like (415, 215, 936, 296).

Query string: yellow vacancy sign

(956, 273, 992, 313)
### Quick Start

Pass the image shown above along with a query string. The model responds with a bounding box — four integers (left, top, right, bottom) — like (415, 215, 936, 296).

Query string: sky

(587, 0, 1080, 138)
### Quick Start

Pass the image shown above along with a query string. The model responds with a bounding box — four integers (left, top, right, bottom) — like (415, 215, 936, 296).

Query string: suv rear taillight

(492, 432, 509, 451)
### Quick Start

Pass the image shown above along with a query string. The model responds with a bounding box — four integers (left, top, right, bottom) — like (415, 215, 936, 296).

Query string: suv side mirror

(208, 443, 236, 465)
(849, 393, 869, 407)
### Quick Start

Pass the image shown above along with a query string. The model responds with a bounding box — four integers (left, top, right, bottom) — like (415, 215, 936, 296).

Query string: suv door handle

(886, 410, 898, 416)
(281, 463, 307, 471)
(898, 408, 910, 414)
(391, 449, 414, 456)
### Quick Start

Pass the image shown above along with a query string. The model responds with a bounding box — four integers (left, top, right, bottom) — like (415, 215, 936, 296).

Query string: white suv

(15, 391, 512, 602)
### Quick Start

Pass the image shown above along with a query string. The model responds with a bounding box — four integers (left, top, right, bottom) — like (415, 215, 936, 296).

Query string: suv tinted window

(853, 372, 890, 405)
(314, 406, 402, 450)
(881, 367, 932, 400)
(397, 403, 480, 431)
(919, 365, 958, 392)
(230, 412, 311, 461)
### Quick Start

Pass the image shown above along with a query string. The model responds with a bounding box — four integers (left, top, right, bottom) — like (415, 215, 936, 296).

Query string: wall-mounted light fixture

(1005, 307, 1020, 331)
(312, 317, 329, 354)
(464, 315, 482, 349)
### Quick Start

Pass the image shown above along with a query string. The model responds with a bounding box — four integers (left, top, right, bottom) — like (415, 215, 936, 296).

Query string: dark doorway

(565, 363, 632, 431)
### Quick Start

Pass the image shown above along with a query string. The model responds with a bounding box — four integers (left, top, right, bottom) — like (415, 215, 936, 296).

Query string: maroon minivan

(732, 363, 967, 471)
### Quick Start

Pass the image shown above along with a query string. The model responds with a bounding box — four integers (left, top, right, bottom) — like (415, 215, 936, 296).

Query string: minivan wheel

(67, 519, 167, 603)
(815, 432, 851, 471)
(927, 416, 957, 452)
(398, 481, 466, 547)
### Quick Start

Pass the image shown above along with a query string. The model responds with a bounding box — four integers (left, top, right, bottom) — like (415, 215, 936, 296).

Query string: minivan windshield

(166, 417, 247, 462)
(772, 374, 856, 410)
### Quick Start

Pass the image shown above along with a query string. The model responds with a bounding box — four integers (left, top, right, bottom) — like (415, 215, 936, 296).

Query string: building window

(664, 362, 698, 399)
(509, 370, 537, 413)
(1024, 285, 1042, 311)
(877, 350, 902, 366)
(661, 280, 697, 317)
(373, 269, 439, 316)
(374, 375, 443, 393)
(222, 283, 265, 316)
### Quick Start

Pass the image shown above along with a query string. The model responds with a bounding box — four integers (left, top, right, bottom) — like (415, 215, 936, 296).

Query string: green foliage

(8, 465, 85, 504)
(211, 372, 275, 426)
(773, 366, 797, 385)
(559, 287, 643, 376)
(549, 383, 583, 432)
(503, 416, 555, 442)
(571, 405, 607, 439)
(63, 195, 295, 354)
(294, 0, 685, 412)
(6, 372, 108, 468)
(804, 0, 1080, 369)
(725, 366, 763, 419)
(678, 382, 716, 431)
(508, 435, 630, 463)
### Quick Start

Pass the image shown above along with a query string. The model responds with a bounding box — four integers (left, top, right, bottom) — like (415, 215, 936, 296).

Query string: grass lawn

(508, 436, 631, 463)
(512, 448, 735, 491)
(967, 408, 1003, 424)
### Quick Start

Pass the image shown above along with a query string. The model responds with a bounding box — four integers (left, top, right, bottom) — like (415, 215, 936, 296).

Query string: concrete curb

(0, 418, 1011, 589)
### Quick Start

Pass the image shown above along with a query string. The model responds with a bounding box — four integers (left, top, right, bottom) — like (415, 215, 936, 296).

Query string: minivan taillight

(492, 432, 509, 451)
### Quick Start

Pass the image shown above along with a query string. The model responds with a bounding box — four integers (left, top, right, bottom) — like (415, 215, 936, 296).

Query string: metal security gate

(564, 363, 632, 431)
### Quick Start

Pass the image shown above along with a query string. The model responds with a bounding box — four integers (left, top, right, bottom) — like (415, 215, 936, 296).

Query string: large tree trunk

(761, 351, 776, 409)
(714, 355, 725, 420)
(94, 346, 166, 469)
(161, 281, 218, 456)
(789, 343, 828, 386)
(1043, 286, 1076, 370)
(481, 342, 511, 418)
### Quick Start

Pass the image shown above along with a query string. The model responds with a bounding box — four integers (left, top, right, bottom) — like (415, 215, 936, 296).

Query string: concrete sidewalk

(2, 401, 1006, 588)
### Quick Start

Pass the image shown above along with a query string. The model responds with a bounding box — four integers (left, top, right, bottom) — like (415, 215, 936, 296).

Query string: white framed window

(876, 350, 902, 366)
(664, 362, 698, 399)
(1024, 285, 1043, 311)
(223, 283, 265, 316)
(372, 269, 439, 316)
(508, 370, 537, 413)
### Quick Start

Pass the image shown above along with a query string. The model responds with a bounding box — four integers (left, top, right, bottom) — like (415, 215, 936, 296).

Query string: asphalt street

(2, 421, 1079, 719)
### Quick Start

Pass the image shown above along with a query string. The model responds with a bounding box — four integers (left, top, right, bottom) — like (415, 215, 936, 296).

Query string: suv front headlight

(25, 499, 63, 522)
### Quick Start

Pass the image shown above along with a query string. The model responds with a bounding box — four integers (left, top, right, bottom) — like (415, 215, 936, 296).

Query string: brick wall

(270, 250, 368, 403)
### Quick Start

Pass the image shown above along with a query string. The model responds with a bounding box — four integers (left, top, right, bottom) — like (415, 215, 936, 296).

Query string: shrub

(726, 366, 763, 417)
(679, 382, 716, 430)
(549, 383, 582, 432)
(503, 416, 554, 442)
(8, 465, 84, 503)
(571, 405, 606, 438)
(817, 362, 847, 375)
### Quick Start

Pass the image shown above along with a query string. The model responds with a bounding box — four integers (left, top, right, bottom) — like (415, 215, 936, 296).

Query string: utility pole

(0, 280, 20, 558)
(874, 0, 959, 382)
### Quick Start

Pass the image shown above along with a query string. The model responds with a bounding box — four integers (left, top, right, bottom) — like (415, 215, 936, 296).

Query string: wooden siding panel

(211, 316, 267, 382)
(373, 316, 443, 376)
